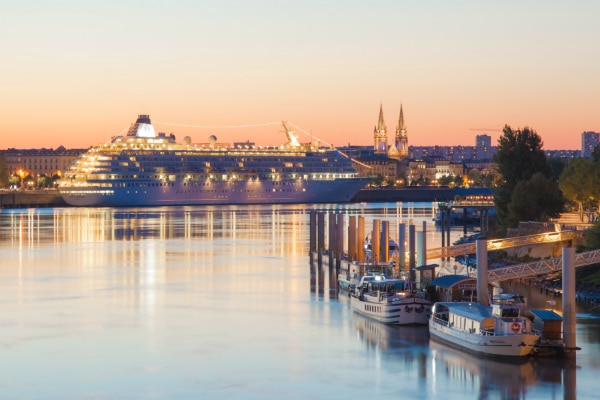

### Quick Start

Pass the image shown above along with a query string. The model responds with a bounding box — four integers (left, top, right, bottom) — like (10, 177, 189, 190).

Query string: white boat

(58, 115, 372, 207)
(429, 299, 540, 358)
(337, 262, 392, 291)
(350, 276, 432, 325)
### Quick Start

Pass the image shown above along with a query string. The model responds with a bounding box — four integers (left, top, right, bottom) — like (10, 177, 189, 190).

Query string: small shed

(430, 274, 477, 302)
(529, 309, 563, 340)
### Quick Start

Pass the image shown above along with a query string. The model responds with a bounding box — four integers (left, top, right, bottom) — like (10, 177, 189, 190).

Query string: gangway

(426, 230, 580, 260)
(487, 248, 600, 282)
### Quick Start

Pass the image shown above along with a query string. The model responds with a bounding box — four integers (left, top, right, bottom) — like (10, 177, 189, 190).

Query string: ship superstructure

(58, 115, 372, 206)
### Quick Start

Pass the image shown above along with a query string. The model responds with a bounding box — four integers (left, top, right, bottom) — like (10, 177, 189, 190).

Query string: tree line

(493, 124, 600, 236)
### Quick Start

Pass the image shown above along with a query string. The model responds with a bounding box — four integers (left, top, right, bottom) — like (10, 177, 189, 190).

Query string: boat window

(501, 308, 519, 318)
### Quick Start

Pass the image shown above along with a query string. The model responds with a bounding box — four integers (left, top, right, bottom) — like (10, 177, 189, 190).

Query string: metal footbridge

(427, 230, 596, 282)
(486, 248, 600, 282)
(426, 231, 580, 260)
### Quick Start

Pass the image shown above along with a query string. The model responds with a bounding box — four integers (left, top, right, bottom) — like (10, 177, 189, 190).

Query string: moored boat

(337, 262, 392, 291)
(429, 299, 540, 358)
(350, 276, 432, 325)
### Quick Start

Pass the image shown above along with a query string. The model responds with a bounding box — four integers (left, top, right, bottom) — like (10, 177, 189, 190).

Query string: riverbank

(351, 187, 493, 202)
(0, 189, 66, 209)
(1, 186, 494, 209)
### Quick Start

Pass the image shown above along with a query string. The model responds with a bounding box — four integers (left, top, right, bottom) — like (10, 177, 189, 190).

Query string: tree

(37, 174, 53, 188)
(547, 156, 567, 181)
(559, 158, 600, 222)
(506, 172, 564, 226)
(592, 144, 600, 164)
(494, 125, 551, 186)
(493, 125, 555, 232)
(8, 174, 21, 188)
(0, 155, 8, 187)
(467, 169, 481, 186)
(438, 175, 454, 186)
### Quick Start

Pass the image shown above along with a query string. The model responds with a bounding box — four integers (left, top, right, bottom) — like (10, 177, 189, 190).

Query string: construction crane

(469, 128, 503, 132)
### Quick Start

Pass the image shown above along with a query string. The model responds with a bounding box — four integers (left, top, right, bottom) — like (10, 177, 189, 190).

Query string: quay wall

(0, 189, 67, 209)
(352, 187, 491, 202)
(0, 187, 493, 209)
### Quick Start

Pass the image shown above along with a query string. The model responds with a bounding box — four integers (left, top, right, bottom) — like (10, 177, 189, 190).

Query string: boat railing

(431, 316, 449, 327)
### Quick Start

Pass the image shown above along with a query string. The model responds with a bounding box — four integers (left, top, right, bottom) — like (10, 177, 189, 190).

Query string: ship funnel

(128, 114, 156, 138)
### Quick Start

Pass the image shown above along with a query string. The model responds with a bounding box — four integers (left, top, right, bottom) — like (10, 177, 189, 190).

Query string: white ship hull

(429, 318, 539, 358)
(60, 177, 371, 207)
(350, 295, 431, 325)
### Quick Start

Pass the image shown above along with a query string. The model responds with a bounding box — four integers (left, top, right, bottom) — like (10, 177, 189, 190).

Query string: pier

(310, 209, 592, 359)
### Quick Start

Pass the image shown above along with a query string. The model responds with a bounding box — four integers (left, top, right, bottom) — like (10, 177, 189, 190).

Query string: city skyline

(1, 1, 598, 150)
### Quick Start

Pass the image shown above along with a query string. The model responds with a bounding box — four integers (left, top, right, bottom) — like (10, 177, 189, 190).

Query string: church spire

(395, 103, 408, 159)
(373, 103, 388, 154)
(377, 103, 386, 131)
(398, 103, 406, 133)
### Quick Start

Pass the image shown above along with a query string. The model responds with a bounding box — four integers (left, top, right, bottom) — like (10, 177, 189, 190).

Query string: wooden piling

(409, 224, 415, 281)
(381, 221, 389, 262)
(562, 247, 577, 358)
(328, 213, 336, 268)
(309, 210, 316, 261)
(372, 219, 381, 263)
(399, 223, 406, 273)
(348, 215, 356, 262)
(336, 213, 344, 268)
(476, 239, 488, 306)
(358, 216, 365, 262)
(317, 212, 325, 265)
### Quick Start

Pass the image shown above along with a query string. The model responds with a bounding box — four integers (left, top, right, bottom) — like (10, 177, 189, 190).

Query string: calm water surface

(1, 203, 598, 399)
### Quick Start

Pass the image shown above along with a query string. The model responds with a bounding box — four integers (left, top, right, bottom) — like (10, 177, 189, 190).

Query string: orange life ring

(511, 322, 520, 333)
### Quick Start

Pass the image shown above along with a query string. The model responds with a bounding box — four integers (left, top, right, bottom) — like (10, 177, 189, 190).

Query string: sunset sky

(1, 1, 598, 150)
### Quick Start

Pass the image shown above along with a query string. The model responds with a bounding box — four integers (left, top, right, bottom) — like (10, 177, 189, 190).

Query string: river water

(1, 202, 598, 399)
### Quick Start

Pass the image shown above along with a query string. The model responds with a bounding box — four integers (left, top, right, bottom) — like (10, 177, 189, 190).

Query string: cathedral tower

(386, 103, 408, 160)
(373, 103, 388, 154)
(395, 103, 408, 159)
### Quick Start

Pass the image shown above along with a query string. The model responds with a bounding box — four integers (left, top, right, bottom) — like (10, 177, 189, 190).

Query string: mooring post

(416, 230, 425, 287)
(445, 209, 451, 259)
(562, 247, 577, 358)
(358, 216, 365, 263)
(328, 213, 336, 268)
(372, 219, 381, 263)
(398, 223, 406, 275)
(348, 215, 358, 263)
(440, 207, 446, 249)
(348, 215, 356, 263)
(422, 220, 427, 267)
(476, 239, 488, 306)
(409, 224, 416, 282)
(381, 220, 389, 263)
(317, 212, 325, 265)
(309, 210, 316, 262)
(336, 213, 344, 269)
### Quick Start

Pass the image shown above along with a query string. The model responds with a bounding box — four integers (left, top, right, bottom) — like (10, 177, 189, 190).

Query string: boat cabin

(431, 302, 495, 334)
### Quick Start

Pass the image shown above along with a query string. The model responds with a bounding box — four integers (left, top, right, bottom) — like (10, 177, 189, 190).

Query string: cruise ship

(58, 115, 373, 207)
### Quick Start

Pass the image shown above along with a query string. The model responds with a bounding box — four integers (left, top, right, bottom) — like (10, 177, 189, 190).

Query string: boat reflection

(430, 339, 567, 399)
(352, 311, 429, 358)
